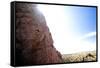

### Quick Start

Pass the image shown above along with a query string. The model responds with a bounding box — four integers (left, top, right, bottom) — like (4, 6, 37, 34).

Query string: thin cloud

(80, 32, 96, 40)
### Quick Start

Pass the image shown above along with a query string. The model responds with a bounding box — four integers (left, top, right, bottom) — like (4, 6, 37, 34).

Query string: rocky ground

(62, 51, 96, 63)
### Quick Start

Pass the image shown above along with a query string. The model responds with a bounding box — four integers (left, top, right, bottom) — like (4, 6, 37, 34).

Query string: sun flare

(37, 5, 96, 54)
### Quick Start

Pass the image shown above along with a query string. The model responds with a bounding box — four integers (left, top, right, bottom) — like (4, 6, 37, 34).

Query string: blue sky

(37, 4, 97, 54)
(64, 6, 96, 37)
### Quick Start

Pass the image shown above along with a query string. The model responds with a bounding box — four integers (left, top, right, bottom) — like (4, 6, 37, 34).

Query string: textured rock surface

(15, 3, 62, 65)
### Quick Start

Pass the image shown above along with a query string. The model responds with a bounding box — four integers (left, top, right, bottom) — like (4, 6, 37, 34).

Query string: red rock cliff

(15, 3, 62, 65)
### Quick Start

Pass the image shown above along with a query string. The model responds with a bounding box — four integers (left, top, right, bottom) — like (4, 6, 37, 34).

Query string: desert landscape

(14, 2, 96, 66)
(62, 51, 96, 63)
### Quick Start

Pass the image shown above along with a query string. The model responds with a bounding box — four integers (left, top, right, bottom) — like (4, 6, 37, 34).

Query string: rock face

(15, 3, 62, 65)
